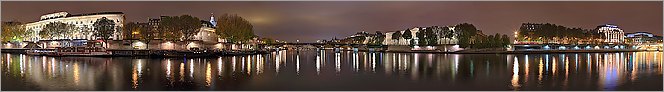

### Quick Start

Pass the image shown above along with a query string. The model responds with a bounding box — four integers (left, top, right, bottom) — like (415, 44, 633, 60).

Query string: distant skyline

(2, 1, 662, 42)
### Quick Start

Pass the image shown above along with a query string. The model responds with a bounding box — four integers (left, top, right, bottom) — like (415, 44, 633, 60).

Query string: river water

(1, 50, 662, 91)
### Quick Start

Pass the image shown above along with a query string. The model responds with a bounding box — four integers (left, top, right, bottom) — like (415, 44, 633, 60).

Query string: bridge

(512, 43, 662, 51)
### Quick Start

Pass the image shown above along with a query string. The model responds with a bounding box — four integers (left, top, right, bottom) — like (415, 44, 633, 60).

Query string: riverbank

(0, 48, 272, 57)
(353, 48, 659, 54)
(456, 49, 653, 54)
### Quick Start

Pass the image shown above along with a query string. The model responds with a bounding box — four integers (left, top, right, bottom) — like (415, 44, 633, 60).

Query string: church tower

(210, 13, 217, 27)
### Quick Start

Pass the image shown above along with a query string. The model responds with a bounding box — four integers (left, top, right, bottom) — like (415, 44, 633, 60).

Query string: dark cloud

(2, 1, 661, 42)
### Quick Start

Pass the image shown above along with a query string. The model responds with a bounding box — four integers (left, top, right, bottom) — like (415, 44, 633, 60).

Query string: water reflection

(296, 54, 300, 75)
(206, 61, 211, 87)
(2, 51, 663, 91)
(165, 59, 174, 85)
(335, 52, 340, 74)
(511, 57, 520, 90)
(131, 59, 144, 89)
(179, 62, 184, 82)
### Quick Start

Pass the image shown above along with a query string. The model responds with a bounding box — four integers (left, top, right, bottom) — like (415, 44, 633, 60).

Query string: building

(383, 27, 420, 45)
(148, 16, 167, 39)
(382, 26, 458, 45)
(209, 13, 217, 27)
(123, 14, 232, 50)
(128, 22, 151, 40)
(625, 32, 663, 44)
(147, 15, 218, 41)
(24, 11, 125, 41)
(596, 24, 625, 43)
(193, 20, 218, 43)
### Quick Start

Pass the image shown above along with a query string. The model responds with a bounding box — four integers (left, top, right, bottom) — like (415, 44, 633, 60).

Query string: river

(1, 50, 662, 91)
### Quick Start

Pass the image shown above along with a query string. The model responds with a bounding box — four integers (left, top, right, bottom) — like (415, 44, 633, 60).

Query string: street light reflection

(511, 56, 520, 90)
(1, 51, 661, 90)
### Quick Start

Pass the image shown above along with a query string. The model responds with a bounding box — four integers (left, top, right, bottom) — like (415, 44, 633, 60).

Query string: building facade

(147, 16, 168, 39)
(625, 32, 663, 44)
(193, 20, 218, 43)
(382, 26, 458, 45)
(24, 12, 125, 41)
(596, 24, 624, 43)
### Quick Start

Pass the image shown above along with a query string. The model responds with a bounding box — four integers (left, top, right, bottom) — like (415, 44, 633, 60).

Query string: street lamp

(513, 31, 518, 38)
(513, 31, 519, 44)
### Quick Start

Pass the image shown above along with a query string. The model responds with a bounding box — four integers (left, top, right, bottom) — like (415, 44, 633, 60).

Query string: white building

(596, 24, 624, 43)
(193, 23, 218, 43)
(193, 15, 220, 43)
(23, 11, 125, 41)
(383, 27, 419, 45)
(382, 26, 458, 45)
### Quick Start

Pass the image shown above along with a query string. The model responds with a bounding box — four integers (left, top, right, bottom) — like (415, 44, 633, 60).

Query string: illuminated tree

(159, 15, 202, 41)
(455, 23, 479, 48)
(416, 31, 426, 46)
(216, 14, 255, 43)
(402, 29, 412, 39)
(501, 34, 510, 47)
(1, 22, 28, 42)
(41, 22, 75, 40)
(93, 17, 116, 48)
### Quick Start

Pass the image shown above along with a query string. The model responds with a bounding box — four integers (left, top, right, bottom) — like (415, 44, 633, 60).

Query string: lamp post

(513, 31, 518, 44)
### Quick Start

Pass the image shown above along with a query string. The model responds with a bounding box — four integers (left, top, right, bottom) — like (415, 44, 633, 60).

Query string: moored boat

(54, 47, 112, 56)
(26, 49, 57, 56)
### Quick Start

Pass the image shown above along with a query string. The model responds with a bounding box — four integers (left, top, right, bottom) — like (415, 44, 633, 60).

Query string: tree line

(4, 13, 271, 49)
(517, 23, 604, 44)
(122, 14, 260, 44)
(343, 23, 510, 49)
(2, 22, 30, 42)
(29, 17, 117, 47)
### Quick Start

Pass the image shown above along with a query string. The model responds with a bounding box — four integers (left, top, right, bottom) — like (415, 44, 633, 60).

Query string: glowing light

(525, 55, 529, 84)
(218, 57, 223, 77)
(257, 54, 263, 74)
(335, 52, 341, 74)
(511, 57, 520, 90)
(162, 41, 174, 50)
(190, 60, 194, 78)
(132, 41, 147, 49)
(276, 52, 281, 74)
(232, 56, 237, 73)
(353, 52, 359, 72)
(206, 62, 211, 87)
(297, 54, 300, 75)
(187, 42, 200, 50)
(553, 56, 557, 75)
(245, 56, 251, 75)
(372, 53, 376, 73)
(543, 45, 551, 49)
(538, 58, 543, 83)
(166, 59, 172, 80)
(558, 46, 567, 50)
(73, 63, 80, 86)
(132, 59, 144, 89)
(180, 63, 184, 81)
(316, 54, 321, 75)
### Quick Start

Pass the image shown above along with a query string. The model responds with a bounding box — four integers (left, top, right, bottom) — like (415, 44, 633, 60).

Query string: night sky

(2, 1, 662, 42)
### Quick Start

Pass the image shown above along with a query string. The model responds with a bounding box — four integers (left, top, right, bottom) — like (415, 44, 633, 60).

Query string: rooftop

(39, 11, 124, 21)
